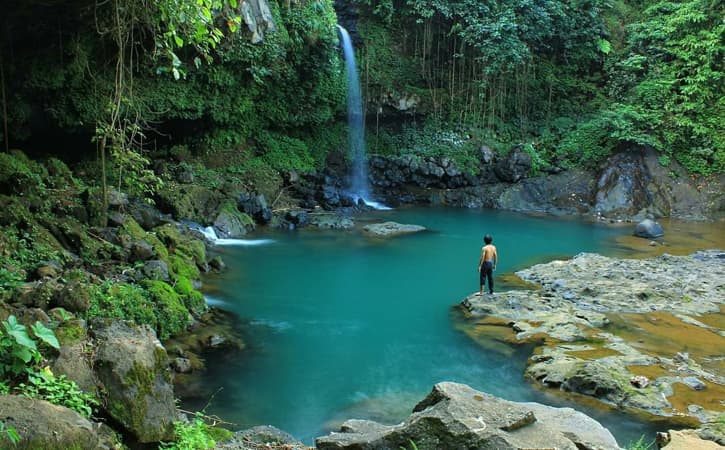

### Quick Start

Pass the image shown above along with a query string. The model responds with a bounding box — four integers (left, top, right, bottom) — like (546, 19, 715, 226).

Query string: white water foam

(197, 225, 274, 246)
(204, 295, 228, 307)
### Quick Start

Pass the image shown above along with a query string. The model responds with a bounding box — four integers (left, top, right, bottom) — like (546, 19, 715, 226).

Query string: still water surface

(196, 207, 679, 446)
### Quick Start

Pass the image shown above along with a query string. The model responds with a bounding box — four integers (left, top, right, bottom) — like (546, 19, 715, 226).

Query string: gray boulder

(213, 204, 255, 238)
(91, 320, 176, 443)
(0, 395, 117, 449)
(141, 259, 171, 281)
(634, 218, 664, 239)
(362, 221, 427, 238)
(315, 382, 619, 450)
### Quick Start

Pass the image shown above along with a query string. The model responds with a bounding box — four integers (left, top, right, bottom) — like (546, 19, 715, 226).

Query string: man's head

(484, 234, 493, 244)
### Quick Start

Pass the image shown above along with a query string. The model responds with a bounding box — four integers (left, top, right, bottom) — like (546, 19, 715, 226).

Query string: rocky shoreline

(460, 250, 725, 446)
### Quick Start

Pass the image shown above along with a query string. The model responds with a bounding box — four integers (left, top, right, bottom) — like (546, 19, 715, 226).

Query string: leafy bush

(0, 316, 59, 379)
(160, 413, 217, 450)
(18, 372, 98, 418)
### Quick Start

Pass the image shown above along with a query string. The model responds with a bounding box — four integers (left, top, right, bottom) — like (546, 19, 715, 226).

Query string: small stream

(191, 207, 713, 446)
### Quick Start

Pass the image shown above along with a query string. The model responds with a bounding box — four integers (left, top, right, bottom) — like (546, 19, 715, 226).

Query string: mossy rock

(120, 216, 169, 261)
(91, 320, 176, 443)
(143, 280, 192, 339)
(154, 223, 207, 265)
(0, 395, 113, 450)
(54, 317, 88, 346)
(0, 150, 46, 195)
(213, 201, 255, 238)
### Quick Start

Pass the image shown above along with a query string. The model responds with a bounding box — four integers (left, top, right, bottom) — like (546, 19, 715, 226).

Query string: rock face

(362, 221, 426, 237)
(91, 320, 176, 443)
(594, 151, 652, 217)
(315, 382, 619, 450)
(0, 395, 116, 449)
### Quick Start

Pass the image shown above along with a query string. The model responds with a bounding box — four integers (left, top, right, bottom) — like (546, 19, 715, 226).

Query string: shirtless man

(478, 234, 498, 295)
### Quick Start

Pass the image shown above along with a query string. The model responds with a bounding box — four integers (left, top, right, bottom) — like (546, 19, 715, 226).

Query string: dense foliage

(355, 0, 723, 173)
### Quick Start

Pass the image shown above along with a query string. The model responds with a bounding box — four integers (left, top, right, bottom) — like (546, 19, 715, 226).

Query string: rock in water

(315, 382, 619, 450)
(362, 221, 426, 237)
(634, 218, 664, 238)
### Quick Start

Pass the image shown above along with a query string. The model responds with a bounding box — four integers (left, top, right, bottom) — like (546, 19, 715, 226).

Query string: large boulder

(91, 320, 176, 443)
(315, 382, 619, 450)
(594, 151, 652, 217)
(213, 203, 255, 238)
(494, 146, 532, 183)
(0, 395, 117, 449)
(633, 218, 664, 239)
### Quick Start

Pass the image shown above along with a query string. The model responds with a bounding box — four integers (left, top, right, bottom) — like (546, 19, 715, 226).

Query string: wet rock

(213, 204, 255, 238)
(362, 221, 426, 237)
(238, 192, 272, 224)
(634, 218, 664, 239)
(681, 376, 706, 391)
(91, 320, 175, 443)
(0, 395, 117, 450)
(309, 212, 354, 229)
(315, 382, 619, 450)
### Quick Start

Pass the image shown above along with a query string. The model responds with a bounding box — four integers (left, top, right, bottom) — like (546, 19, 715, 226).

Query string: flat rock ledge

(460, 250, 725, 434)
(362, 221, 426, 237)
(315, 382, 619, 450)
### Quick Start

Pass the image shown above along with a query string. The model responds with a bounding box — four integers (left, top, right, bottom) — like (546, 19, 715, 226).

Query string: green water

(196, 207, 666, 446)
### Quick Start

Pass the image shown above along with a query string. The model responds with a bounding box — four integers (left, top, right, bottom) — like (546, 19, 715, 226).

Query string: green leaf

(597, 39, 611, 54)
(12, 346, 32, 363)
(3, 316, 36, 350)
(31, 322, 60, 349)
(174, 35, 184, 47)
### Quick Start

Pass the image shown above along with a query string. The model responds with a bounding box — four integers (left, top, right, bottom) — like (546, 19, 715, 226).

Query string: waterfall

(338, 25, 389, 209)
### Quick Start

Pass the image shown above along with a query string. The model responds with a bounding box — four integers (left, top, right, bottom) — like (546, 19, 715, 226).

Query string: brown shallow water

(609, 218, 725, 257)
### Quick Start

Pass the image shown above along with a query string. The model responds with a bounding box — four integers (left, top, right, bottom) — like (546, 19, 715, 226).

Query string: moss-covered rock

(0, 150, 46, 195)
(213, 201, 255, 238)
(0, 395, 116, 450)
(143, 280, 191, 339)
(91, 320, 176, 443)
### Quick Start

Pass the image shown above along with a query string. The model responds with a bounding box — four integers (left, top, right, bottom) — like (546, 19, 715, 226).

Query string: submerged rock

(315, 382, 619, 450)
(362, 221, 426, 237)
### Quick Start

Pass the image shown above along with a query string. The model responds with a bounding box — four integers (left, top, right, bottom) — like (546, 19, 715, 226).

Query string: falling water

(338, 25, 385, 207)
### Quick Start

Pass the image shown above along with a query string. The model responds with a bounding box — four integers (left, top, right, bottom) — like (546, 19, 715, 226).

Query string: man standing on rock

(478, 234, 498, 295)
